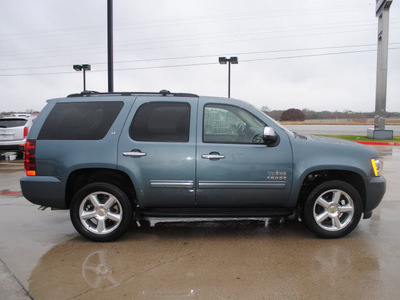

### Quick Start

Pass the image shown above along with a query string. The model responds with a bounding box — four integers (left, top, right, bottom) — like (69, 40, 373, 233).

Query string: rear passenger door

(118, 97, 197, 208)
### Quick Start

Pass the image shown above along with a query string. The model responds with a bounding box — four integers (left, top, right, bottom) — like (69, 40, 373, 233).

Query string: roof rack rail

(67, 91, 100, 97)
(67, 90, 198, 98)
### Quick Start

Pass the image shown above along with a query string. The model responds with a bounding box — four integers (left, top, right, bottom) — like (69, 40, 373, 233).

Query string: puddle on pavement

(27, 212, 400, 300)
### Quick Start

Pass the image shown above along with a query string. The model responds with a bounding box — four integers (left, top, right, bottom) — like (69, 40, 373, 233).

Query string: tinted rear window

(0, 119, 28, 128)
(38, 101, 123, 140)
(130, 102, 190, 142)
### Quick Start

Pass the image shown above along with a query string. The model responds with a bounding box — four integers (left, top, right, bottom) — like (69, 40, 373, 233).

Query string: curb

(0, 191, 22, 195)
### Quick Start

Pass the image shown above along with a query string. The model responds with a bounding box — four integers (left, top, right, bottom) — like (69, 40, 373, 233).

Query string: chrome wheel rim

(313, 189, 354, 232)
(79, 191, 123, 235)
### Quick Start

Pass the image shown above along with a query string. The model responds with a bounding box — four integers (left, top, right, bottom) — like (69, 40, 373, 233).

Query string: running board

(140, 207, 293, 218)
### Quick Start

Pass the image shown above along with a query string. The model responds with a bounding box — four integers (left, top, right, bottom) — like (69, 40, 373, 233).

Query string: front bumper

(363, 175, 386, 218)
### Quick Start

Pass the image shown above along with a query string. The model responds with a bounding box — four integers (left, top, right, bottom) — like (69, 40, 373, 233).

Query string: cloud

(0, 0, 399, 113)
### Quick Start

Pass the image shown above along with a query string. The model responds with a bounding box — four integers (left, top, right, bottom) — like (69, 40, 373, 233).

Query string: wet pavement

(1, 145, 400, 299)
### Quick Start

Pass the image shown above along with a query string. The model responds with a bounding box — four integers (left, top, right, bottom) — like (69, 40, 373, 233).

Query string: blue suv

(20, 90, 386, 241)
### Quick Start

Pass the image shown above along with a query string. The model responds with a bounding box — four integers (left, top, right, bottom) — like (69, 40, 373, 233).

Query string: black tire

(70, 182, 133, 242)
(303, 180, 362, 238)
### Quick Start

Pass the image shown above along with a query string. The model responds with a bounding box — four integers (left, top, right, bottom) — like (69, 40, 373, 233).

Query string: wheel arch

(65, 168, 137, 209)
(296, 169, 366, 214)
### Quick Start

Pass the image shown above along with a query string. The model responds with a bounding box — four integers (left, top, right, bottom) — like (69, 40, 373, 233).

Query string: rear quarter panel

(21, 96, 136, 208)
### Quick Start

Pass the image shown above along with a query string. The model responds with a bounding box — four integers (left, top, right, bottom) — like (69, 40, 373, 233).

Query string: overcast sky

(0, 0, 399, 113)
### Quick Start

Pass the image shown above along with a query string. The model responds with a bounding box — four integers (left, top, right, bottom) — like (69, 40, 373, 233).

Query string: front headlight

(371, 158, 383, 177)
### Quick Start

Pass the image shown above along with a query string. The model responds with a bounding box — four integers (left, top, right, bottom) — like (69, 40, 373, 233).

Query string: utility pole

(107, 0, 114, 92)
(368, 0, 393, 139)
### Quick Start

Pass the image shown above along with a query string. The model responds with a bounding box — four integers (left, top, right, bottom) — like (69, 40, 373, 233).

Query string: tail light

(23, 126, 29, 138)
(24, 139, 36, 176)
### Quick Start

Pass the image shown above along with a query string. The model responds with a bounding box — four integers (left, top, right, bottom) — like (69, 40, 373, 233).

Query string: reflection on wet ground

(1, 145, 400, 299)
(27, 213, 400, 299)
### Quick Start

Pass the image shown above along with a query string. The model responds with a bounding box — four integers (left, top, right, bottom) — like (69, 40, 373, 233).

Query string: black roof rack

(67, 89, 199, 98)
(67, 90, 100, 97)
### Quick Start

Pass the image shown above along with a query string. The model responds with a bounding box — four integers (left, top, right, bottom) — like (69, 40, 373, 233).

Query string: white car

(0, 116, 36, 158)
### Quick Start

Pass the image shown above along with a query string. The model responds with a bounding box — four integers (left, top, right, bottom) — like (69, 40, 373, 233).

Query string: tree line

(1, 109, 40, 116)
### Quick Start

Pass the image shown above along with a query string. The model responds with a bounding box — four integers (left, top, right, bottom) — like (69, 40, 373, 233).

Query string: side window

(130, 102, 190, 142)
(38, 101, 123, 140)
(203, 104, 265, 144)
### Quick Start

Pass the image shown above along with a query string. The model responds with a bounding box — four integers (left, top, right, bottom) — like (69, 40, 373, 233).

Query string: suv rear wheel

(303, 180, 362, 238)
(70, 182, 133, 242)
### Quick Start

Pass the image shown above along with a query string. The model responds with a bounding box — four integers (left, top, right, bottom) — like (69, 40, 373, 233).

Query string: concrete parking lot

(1, 144, 400, 299)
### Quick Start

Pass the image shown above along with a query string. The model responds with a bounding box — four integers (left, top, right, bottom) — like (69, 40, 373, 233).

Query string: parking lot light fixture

(73, 64, 91, 91)
(218, 56, 238, 98)
(219, 57, 227, 64)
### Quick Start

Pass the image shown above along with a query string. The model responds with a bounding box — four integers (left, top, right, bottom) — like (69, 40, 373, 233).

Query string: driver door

(196, 101, 293, 208)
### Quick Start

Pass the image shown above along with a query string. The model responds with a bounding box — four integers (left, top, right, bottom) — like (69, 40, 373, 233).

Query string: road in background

(286, 124, 400, 135)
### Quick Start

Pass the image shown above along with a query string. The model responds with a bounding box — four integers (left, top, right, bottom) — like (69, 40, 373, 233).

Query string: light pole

(219, 56, 238, 98)
(73, 64, 91, 91)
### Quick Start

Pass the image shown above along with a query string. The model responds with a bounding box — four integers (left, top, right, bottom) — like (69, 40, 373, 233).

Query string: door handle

(123, 150, 147, 157)
(201, 153, 225, 160)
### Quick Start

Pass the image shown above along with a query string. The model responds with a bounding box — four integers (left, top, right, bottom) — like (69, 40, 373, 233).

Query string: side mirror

(263, 127, 280, 146)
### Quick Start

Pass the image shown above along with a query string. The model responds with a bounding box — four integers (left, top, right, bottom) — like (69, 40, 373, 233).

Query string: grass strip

(316, 135, 400, 143)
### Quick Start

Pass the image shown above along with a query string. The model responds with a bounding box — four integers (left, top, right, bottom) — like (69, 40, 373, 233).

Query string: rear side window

(130, 102, 190, 142)
(0, 119, 28, 128)
(38, 101, 123, 140)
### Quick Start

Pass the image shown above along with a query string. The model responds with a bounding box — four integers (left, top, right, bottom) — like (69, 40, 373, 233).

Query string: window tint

(38, 101, 123, 140)
(203, 104, 265, 144)
(0, 119, 28, 128)
(130, 102, 190, 142)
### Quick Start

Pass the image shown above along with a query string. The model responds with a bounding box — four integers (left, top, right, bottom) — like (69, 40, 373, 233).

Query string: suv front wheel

(303, 180, 362, 238)
(70, 182, 133, 242)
